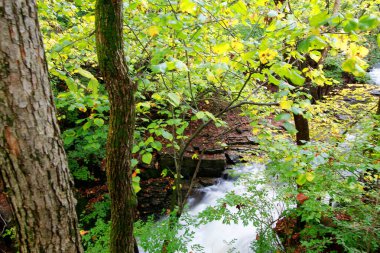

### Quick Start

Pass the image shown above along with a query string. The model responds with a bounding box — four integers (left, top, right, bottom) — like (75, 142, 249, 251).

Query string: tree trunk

(294, 114, 310, 145)
(95, 1, 137, 253)
(0, 1, 83, 252)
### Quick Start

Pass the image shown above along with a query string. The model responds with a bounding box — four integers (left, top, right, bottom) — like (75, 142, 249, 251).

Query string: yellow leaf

(257, 0, 269, 7)
(280, 98, 293, 110)
(309, 51, 321, 62)
(146, 26, 159, 37)
(179, 0, 196, 14)
(259, 48, 278, 64)
(285, 156, 293, 161)
(231, 41, 244, 52)
(212, 43, 230, 54)
(231, 0, 247, 16)
(252, 128, 260, 135)
(349, 44, 369, 58)
(306, 172, 315, 182)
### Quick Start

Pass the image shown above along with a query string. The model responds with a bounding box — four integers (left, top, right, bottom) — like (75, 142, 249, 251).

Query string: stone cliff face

(137, 177, 174, 217)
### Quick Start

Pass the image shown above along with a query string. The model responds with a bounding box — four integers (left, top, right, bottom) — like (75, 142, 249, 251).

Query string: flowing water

(369, 64, 380, 85)
(140, 66, 380, 253)
(184, 163, 284, 253)
(138, 163, 284, 253)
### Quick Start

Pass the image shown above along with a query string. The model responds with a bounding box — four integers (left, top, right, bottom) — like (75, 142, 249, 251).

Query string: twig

(179, 149, 205, 216)
(49, 30, 95, 53)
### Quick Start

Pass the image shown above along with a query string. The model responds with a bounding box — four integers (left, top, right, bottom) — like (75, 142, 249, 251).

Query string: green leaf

(175, 60, 189, 71)
(88, 79, 99, 95)
(309, 11, 330, 27)
(131, 158, 138, 168)
(161, 169, 168, 177)
(377, 34, 380, 48)
(287, 69, 305, 86)
(268, 73, 281, 85)
(64, 136, 75, 145)
(142, 153, 152, 164)
(297, 36, 327, 53)
(162, 130, 173, 141)
(296, 174, 307, 186)
(151, 141, 163, 151)
(358, 15, 379, 30)
(344, 18, 359, 33)
(167, 92, 181, 107)
(291, 107, 303, 115)
(132, 146, 140, 154)
(66, 77, 78, 92)
(283, 122, 297, 134)
(132, 176, 141, 193)
(151, 63, 167, 73)
(94, 118, 104, 127)
(83, 121, 92, 130)
(77, 68, 95, 79)
(145, 136, 154, 145)
(195, 111, 206, 120)
(275, 113, 291, 121)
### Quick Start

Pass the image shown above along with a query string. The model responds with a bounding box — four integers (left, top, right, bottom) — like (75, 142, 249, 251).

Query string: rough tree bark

(95, 1, 138, 252)
(294, 114, 310, 145)
(0, 0, 83, 252)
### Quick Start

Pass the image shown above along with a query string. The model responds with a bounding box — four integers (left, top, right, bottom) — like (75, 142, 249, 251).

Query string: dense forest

(1, 0, 380, 252)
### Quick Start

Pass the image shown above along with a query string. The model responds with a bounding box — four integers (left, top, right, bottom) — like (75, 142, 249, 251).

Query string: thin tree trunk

(293, 0, 341, 146)
(294, 114, 310, 145)
(95, 1, 137, 252)
(0, 0, 83, 252)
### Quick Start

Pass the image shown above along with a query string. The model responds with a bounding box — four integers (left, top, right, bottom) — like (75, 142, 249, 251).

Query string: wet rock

(370, 90, 380, 96)
(203, 148, 225, 154)
(225, 152, 243, 164)
(197, 177, 218, 187)
(343, 97, 368, 104)
(335, 114, 350, 120)
(137, 177, 174, 217)
(160, 154, 226, 178)
(226, 136, 258, 145)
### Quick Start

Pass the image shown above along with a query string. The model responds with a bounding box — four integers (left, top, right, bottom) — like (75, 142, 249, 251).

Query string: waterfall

(185, 164, 283, 252)
(369, 65, 380, 85)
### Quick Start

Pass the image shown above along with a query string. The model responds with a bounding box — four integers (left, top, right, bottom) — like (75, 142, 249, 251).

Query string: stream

(138, 163, 284, 253)
(369, 64, 380, 85)
(184, 164, 283, 253)
(139, 67, 380, 253)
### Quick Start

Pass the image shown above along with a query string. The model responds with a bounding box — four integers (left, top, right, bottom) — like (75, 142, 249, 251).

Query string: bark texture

(294, 114, 310, 145)
(0, 0, 83, 252)
(95, 1, 137, 252)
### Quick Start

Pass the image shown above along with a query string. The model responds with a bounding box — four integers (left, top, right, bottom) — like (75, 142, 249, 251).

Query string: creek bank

(136, 107, 271, 217)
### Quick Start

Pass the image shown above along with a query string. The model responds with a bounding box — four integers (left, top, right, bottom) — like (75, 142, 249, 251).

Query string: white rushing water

(184, 164, 283, 253)
(138, 163, 284, 253)
(369, 65, 380, 85)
